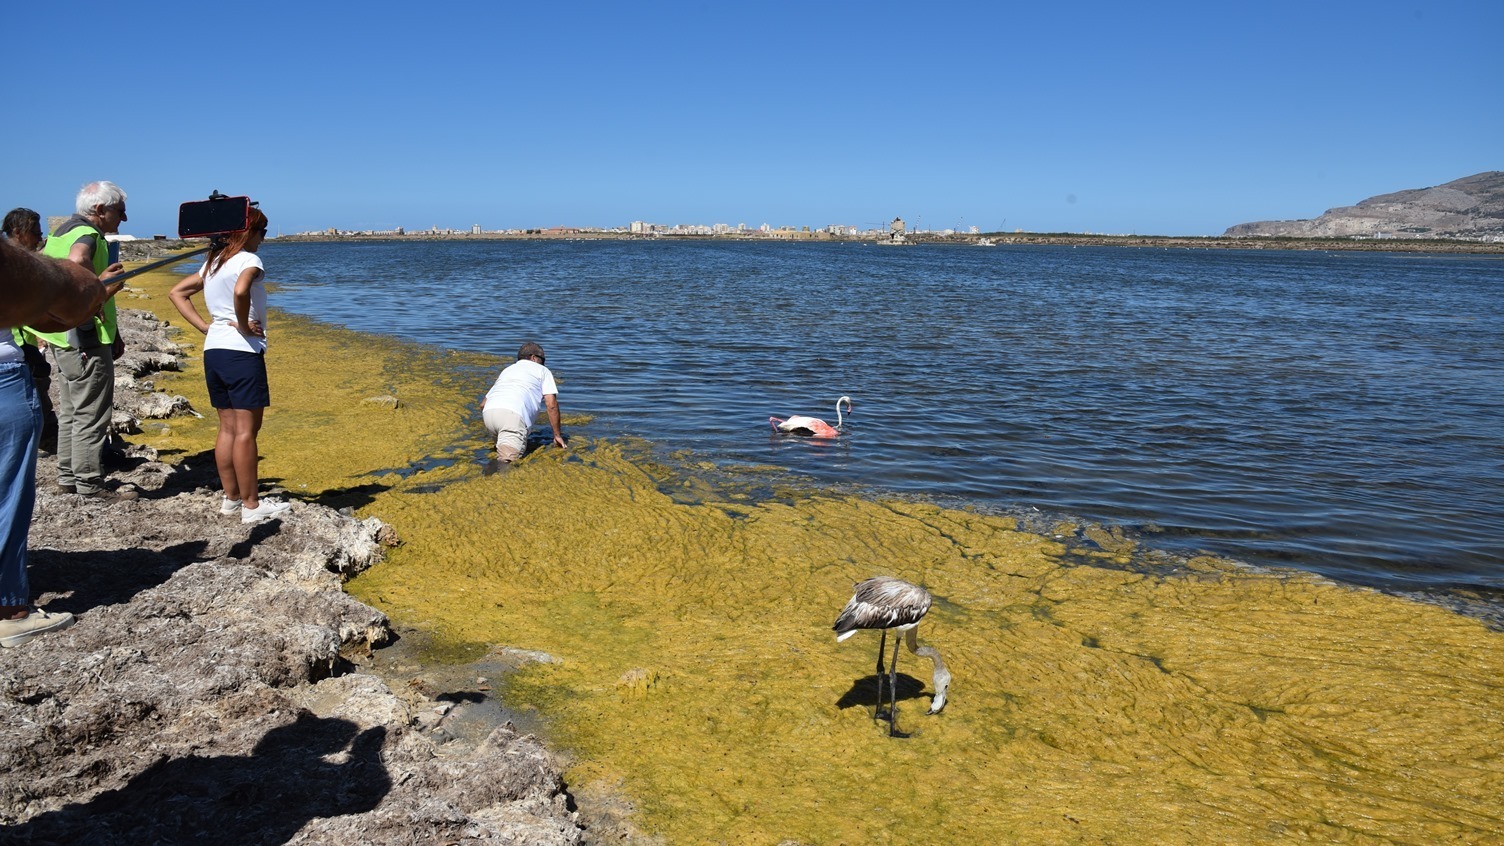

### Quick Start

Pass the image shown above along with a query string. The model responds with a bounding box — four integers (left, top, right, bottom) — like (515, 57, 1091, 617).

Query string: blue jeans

(0, 362, 41, 607)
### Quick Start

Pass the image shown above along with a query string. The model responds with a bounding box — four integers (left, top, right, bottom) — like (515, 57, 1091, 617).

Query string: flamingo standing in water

(833, 576, 951, 737)
(770, 395, 851, 438)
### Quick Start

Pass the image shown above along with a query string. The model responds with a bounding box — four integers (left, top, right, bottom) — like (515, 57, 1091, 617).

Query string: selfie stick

(101, 246, 212, 285)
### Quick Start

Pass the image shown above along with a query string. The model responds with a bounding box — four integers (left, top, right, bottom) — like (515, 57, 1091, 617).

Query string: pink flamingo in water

(770, 395, 852, 438)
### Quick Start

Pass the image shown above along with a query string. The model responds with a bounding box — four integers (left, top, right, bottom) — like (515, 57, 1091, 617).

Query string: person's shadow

(6, 713, 390, 844)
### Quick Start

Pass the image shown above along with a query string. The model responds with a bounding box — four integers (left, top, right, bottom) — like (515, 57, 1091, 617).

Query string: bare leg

(874, 629, 888, 723)
(220, 408, 265, 508)
(214, 409, 241, 501)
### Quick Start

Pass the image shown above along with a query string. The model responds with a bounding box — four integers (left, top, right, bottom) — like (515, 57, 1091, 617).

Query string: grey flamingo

(833, 576, 950, 736)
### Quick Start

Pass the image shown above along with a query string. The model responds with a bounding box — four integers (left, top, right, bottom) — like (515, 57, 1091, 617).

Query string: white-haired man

(27, 181, 132, 501)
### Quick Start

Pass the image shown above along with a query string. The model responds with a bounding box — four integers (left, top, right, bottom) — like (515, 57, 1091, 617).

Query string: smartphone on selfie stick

(103, 191, 255, 284)
(178, 192, 252, 239)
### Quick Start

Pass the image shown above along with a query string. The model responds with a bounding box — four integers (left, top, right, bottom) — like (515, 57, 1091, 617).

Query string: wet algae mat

(126, 264, 1504, 844)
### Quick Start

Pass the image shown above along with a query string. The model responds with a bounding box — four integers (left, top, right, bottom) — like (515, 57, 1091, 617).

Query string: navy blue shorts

(204, 349, 270, 410)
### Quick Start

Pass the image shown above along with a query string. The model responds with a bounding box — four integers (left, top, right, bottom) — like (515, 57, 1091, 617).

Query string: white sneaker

(0, 610, 77, 648)
(220, 497, 243, 516)
(241, 498, 292, 524)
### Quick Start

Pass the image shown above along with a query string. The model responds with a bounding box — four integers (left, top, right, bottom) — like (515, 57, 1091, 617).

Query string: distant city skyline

(5, 1, 1499, 241)
(287, 218, 974, 238)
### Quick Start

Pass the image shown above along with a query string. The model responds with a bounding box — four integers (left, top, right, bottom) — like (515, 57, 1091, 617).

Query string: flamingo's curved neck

(905, 627, 950, 713)
(835, 396, 851, 429)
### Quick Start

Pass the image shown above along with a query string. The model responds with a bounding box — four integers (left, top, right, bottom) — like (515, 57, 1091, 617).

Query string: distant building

(472, 224, 482, 235)
(766, 227, 815, 240)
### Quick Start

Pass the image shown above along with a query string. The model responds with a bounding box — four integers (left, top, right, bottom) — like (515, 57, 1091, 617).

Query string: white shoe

(241, 498, 292, 524)
(0, 610, 76, 648)
(220, 497, 243, 516)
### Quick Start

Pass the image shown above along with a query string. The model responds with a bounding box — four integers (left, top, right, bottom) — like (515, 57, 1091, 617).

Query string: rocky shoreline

(0, 308, 601, 843)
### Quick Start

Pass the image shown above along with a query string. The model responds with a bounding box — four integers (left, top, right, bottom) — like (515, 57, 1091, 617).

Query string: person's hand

(100, 263, 127, 298)
(553, 435, 568, 449)
(227, 316, 266, 335)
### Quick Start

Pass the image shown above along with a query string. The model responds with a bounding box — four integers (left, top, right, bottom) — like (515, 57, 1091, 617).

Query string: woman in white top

(169, 207, 290, 524)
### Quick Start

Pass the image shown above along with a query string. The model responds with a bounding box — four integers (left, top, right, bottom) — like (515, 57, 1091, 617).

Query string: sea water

(255, 239, 1504, 596)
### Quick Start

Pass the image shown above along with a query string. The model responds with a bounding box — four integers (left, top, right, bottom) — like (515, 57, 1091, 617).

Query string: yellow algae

(352, 444, 1504, 844)
(120, 259, 1504, 845)
(123, 262, 494, 499)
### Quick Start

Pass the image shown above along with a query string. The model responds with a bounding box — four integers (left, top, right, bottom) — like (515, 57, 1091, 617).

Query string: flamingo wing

(774, 415, 839, 438)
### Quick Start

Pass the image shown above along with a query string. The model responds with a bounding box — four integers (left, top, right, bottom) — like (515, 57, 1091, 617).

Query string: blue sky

(5, 0, 1499, 237)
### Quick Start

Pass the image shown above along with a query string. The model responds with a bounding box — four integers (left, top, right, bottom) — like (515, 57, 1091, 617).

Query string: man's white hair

(75, 181, 126, 215)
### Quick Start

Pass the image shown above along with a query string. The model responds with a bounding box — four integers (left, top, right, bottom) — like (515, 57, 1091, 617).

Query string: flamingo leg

(873, 629, 888, 723)
(887, 633, 903, 737)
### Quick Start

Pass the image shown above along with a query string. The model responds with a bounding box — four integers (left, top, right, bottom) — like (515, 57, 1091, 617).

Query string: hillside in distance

(1225, 171, 1504, 240)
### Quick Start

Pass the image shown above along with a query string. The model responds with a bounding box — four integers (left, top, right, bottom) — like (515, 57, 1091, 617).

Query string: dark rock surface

(1, 309, 592, 844)
(1225, 171, 1504, 240)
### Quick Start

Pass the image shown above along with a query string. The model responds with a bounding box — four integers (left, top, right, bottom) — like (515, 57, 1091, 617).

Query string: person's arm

(70, 234, 128, 305)
(167, 273, 211, 335)
(63, 233, 126, 309)
(0, 238, 112, 330)
(66, 238, 94, 269)
(544, 393, 567, 448)
(233, 265, 265, 337)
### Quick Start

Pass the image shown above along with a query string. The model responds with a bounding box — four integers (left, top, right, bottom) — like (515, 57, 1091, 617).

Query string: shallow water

(260, 240, 1504, 594)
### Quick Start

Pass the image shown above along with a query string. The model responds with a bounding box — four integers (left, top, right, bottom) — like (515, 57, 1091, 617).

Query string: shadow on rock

(28, 540, 211, 615)
(7, 713, 390, 845)
(437, 690, 489, 705)
(142, 447, 221, 497)
(226, 520, 285, 561)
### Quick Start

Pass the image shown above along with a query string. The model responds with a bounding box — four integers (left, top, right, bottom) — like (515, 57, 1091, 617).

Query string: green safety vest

(26, 222, 116, 349)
